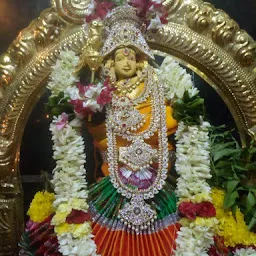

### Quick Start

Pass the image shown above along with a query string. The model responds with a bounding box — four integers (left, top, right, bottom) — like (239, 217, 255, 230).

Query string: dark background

(0, 0, 255, 213)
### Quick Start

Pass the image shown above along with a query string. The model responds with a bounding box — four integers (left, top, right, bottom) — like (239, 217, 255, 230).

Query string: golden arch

(0, 0, 255, 254)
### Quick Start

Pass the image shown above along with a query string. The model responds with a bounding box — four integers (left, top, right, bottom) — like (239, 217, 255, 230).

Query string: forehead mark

(115, 47, 136, 58)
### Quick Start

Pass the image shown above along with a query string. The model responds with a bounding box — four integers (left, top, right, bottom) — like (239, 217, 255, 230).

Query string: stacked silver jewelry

(106, 66, 169, 233)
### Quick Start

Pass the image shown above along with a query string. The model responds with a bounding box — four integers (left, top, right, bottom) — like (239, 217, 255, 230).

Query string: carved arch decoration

(0, 0, 255, 254)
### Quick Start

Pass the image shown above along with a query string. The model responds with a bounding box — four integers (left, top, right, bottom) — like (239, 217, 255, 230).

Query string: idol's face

(114, 47, 137, 79)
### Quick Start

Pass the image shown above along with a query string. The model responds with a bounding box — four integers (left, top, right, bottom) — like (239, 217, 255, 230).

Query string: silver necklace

(106, 66, 169, 233)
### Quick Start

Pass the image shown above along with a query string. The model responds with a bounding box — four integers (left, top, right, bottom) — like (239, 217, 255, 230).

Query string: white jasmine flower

(85, 0, 96, 16)
(151, 0, 162, 4)
(65, 86, 80, 100)
(47, 50, 79, 97)
(156, 56, 198, 100)
(147, 15, 163, 30)
(84, 83, 103, 99)
(69, 117, 83, 128)
(234, 247, 256, 256)
(83, 99, 102, 112)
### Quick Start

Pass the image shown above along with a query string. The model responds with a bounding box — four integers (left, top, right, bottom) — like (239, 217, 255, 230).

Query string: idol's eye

(129, 56, 135, 61)
(115, 55, 124, 62)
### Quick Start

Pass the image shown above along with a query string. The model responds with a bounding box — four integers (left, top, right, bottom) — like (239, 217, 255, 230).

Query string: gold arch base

(0, 0, 256, 254)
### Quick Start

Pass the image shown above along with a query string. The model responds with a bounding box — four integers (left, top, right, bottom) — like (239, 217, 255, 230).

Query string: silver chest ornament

(106, 66, 169, 233)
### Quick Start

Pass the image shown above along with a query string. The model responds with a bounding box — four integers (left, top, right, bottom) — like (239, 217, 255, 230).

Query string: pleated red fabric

(92, 222, 180, 256)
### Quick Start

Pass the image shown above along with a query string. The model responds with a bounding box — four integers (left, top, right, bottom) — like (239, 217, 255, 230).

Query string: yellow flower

(55, 223, 69, 235)
(211, 188, 225, 208)
(58, 202, 72, 214)
(179, 218, 190, 227)
(71, 198, 89, 211)
(52, 202, 73, 225)
(179, 217, 218, 229)
(211, 187, 256, 247)
(192, 192, 212, 203)
(27, 191, 55, 223)
(194, 217, 218, 228)
(70, 222, 92, 239)
(54, 222, 92, 238)
(52, 210, 69, 225)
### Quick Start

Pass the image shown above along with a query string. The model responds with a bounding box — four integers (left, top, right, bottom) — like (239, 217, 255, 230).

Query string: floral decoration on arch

(85, 0, 168, 30)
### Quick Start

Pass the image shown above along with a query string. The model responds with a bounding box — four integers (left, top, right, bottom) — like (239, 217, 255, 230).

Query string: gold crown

(101, 5, 154, 59)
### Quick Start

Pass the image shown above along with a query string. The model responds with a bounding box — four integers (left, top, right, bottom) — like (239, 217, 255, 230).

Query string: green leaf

(226, 180, 240, 193)
(48, 97, 57, 107)
(173, 93, 206, 125)
(211, 142, 237, 153)
(58, 91, 64, 98)
(250, 188, 256, 195)
(214, 168, 233, 177)
(51, 106, 63, 116)
(248, 147, 256, 154)
(215, 160, 231, 168)
(233, 164, 248, 171)
(231, 204, 237, 218)
(245, 161, 256, 170)
(223, 190, 239, 209)
(248, 214, 256, 231)
(246, 191, 256, 213)
(213, 148, 240, 162)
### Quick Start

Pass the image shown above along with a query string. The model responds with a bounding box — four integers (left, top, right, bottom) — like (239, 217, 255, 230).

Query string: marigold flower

(211, 187, 256, 247)
(52, 211, 69, 225)
(55, 223, 69, 235)
(27, 191, 55, 223)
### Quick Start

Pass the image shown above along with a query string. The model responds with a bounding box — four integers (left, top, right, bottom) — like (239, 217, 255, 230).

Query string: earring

(136, 61, 147, 71)
(102, 60, 116, 85)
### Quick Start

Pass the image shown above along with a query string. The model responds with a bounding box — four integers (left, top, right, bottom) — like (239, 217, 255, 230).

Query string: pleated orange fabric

(92, 222, 180, 256)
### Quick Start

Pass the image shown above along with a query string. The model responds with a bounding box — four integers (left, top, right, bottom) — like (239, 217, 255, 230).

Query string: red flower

(160, 11, 168, 24)
(70, 99, 92, 117)
(70, 99, 83, 113)
(178, 202, 198, 220)
(66, 209, 91, 224)
(197, 202, 216, 217)
(97, 79, 115, 105)
(208, 246, 221, 256)
(130, 0, 149, 14)
(77, 82, 87, 94)
(214, 236, 229, 255)
(86, 0, 114, 23)
(178, 201, 216, 220)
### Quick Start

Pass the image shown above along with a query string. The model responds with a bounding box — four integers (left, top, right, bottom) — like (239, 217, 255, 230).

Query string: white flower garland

(175, 121, 212, 203)
(158, 56, 216, 256)
(157, 56, 199, 101)
(174, 122, 216, 255)
(47, 50, 79, 97)
(48, 50, 98, 256)
(48, 51, 216, 255)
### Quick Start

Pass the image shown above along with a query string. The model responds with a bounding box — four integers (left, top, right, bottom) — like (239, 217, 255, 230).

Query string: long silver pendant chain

(106, 67, 169, 233)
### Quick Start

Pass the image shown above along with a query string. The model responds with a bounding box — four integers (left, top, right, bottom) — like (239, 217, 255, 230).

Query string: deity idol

(20, 4, 218, 256)
(86, 6, 179, 255)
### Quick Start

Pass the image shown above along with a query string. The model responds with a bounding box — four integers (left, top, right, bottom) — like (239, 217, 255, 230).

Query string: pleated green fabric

(89, 177, 177, 220)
